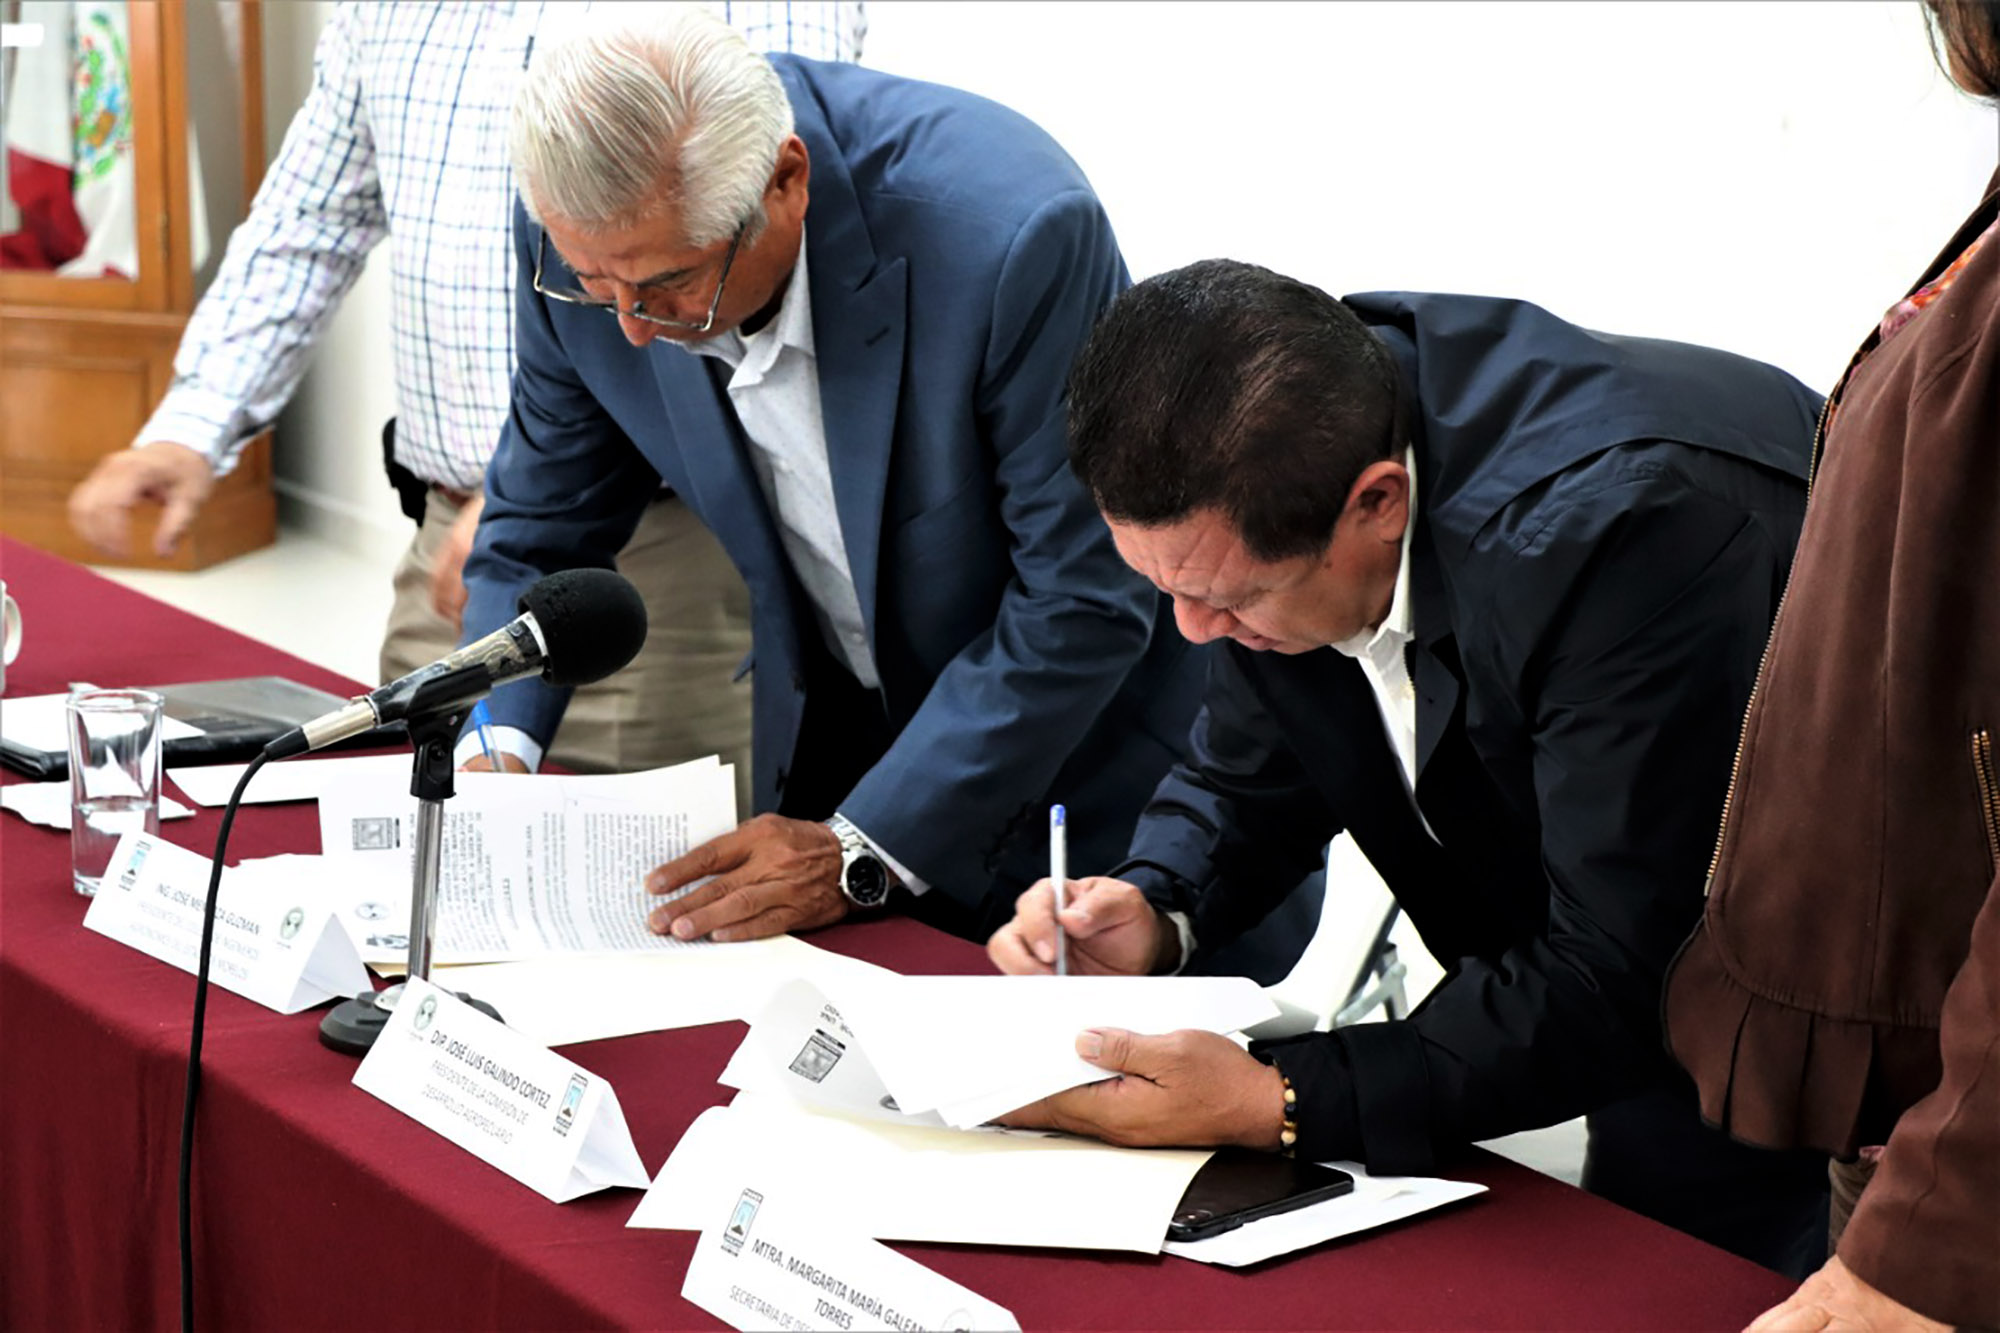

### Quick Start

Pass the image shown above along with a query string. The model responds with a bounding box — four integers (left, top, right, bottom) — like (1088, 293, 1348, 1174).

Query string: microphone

(264, 568, 649, 760)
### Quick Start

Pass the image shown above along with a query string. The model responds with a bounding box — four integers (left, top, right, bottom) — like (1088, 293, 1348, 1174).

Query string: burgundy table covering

(0, 538, 1794, 1329)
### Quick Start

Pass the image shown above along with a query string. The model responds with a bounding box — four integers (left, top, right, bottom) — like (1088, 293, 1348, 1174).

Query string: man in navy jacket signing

(990, 259, 1830, 1275)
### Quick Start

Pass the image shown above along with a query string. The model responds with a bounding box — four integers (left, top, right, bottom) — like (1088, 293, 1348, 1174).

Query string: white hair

(509, 4, 795, 245)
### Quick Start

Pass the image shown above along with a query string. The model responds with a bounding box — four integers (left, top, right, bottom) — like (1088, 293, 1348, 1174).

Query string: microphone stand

(320, 666, 503, 1054)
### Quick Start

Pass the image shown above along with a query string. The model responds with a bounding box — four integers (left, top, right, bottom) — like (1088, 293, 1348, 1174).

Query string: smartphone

(1166, 1148, 1355, 1242)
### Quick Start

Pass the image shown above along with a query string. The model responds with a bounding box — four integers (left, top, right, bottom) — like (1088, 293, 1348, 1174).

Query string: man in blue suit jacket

(991, 260, 1832, 1275)
(458, 8, 1202, 942)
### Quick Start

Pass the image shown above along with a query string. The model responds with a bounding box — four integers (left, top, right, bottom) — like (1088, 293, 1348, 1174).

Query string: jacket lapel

(788, 68, 907, 649)
(649, 352, 787, 592)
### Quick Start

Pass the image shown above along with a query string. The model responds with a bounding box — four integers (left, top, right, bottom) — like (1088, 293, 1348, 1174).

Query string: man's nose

(616, 307, 660, 347)
(1173, 597, 1230, 644)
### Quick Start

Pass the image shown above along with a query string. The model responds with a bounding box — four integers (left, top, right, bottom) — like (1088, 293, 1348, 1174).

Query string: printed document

(722, 974, 1279, 1129)
(292, 758, 738, 965)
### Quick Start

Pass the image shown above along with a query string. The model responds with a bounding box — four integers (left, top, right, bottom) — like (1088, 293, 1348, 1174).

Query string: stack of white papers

(723, 974, 1281, 1129)
(301, 757, 737, 966)
(637, 1094, 1484, 1261)
(424, 938, 900, 1048)
(168, 752, 411, 806)
(0, 689, 202, 752)
(1, 780, 194, 827)
(633, 1092, 1216, 1253)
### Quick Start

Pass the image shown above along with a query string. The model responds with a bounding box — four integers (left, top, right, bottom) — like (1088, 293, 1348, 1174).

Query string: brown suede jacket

(1665, 177, 2000, 1325)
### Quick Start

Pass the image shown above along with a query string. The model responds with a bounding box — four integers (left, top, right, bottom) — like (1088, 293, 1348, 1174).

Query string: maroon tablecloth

(0, 537, 1795, 1329)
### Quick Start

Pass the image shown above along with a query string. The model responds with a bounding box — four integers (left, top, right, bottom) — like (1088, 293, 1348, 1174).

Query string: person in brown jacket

(1665, 3, 2000, 1326)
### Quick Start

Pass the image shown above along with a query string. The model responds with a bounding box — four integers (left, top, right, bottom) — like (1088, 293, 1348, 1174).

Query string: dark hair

(1065, 259, 1398, 563)
(1925, 0, 2000, 98)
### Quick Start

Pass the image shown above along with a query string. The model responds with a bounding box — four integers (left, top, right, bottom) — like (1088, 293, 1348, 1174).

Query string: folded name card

(83, 833, 367, 1014)
(682, 1185, 1018, 1332)
(352, 977, 648, 1202)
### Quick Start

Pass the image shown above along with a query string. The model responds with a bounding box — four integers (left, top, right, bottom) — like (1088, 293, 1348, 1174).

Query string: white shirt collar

(680, 224, 813, 377)
(1330, 447, 1418, 664)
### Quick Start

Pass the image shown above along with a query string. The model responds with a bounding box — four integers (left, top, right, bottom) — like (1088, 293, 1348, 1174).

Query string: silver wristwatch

(826, 813, 891, 909)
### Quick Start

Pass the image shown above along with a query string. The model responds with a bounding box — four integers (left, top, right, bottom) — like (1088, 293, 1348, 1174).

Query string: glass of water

(66, 689, 164, 896)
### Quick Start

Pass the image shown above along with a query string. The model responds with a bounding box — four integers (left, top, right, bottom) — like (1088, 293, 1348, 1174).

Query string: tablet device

(1166, 1147, 1355, 1242)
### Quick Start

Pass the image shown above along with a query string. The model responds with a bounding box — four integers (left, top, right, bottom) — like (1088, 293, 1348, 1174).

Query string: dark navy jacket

(1119, 292, 1822, 1173)
(463, 58, 1204, 932)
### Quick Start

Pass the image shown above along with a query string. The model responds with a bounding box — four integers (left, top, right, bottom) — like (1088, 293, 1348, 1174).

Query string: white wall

(261, 0, 1995, 554)
(864, 0, 1995, 390)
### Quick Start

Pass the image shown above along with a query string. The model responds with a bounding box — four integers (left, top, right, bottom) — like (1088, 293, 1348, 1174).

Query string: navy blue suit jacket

(1120, 293, 1821, 1173)
(463, 58, 1203, 928)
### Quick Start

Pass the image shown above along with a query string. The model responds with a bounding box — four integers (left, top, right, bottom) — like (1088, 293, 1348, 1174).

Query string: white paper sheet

(1162, 1161, 1487, 1265)
(631, 1092, 1214, 1253)
(0, 689, 201, 752)
(427, 935, 900, 1047)
(725, 974, 1279, 1129)
(1, 780, 193, 827)
(168, 752, 412, 806)
(304, 759, 737, 965)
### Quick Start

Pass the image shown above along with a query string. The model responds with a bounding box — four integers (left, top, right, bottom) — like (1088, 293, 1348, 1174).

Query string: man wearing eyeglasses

(67, 2, 865, 796)
(461, 5, 1207, 944)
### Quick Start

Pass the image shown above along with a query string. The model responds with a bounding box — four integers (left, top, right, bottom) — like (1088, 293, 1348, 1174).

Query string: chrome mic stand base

(319, 675, 503, 1054)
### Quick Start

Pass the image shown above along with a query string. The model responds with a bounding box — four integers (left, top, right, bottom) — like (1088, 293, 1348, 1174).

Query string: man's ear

(767, 134, 810, 226)
(1343, 458, 1411, 544)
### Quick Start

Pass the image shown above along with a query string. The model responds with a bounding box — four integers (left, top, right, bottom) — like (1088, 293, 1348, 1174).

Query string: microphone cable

(177, 751, 268, 1333)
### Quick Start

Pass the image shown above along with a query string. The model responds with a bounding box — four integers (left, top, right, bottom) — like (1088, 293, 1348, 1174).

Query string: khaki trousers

(380, 490, 754, 812)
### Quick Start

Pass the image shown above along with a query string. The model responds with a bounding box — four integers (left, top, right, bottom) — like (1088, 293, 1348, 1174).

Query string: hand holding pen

(985, 872, 1177, 977)
(1050, 804, 1068, 976)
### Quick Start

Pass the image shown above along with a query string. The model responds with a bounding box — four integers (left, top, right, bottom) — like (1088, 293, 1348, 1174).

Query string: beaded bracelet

(1278, 1072, 1299, 1156)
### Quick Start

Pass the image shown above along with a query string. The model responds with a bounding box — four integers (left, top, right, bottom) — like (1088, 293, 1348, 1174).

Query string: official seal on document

(351, 817, 401, 851)
(788, 1029, 846, 1083)
(721, 1188, 763, 1256)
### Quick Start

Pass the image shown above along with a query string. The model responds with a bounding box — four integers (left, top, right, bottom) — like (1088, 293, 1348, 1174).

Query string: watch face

(844, 856, 890, 908)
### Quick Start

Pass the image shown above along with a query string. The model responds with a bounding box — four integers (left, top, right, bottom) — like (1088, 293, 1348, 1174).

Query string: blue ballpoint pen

(1050, 804, 1068, 976)
(469, 699, 502, 769)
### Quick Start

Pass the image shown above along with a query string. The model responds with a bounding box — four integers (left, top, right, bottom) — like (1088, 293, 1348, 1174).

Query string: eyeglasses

(532, 221, 747, 333)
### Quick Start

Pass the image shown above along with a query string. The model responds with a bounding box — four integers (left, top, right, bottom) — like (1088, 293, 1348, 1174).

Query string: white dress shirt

(673, 236, 925, 893)
(1328, 449, 1437, 843)
(679, 235, 880, 690)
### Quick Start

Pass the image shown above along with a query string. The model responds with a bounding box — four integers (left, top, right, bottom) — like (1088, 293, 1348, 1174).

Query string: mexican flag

(0, 0, 177, 279)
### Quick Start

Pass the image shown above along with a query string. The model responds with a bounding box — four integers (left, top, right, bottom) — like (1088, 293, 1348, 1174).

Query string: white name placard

(682, 1187, 1019, 1333)
(83, 833, 368, 1014)
(352, 977, 648, 1202)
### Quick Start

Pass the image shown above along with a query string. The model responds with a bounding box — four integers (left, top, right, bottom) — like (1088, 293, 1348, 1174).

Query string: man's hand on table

(68, 441, 216, 558)
(999, 1027, 1288, 1150)
(1744, 1255, 1948, 1333)
(987, 875, 1177, 975)
(646, 813, 847, 942)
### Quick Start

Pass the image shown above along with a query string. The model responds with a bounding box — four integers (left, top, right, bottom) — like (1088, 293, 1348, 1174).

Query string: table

(0, 537, 1795, 1329)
